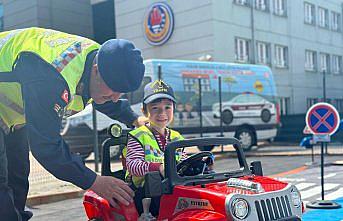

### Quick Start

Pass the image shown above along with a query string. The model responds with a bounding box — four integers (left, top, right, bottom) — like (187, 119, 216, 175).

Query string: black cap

(143, 80, 175, 104)
(97, 39, 145, 93)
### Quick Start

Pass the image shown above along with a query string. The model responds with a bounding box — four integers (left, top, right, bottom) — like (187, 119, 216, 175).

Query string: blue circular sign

(143, 2, 174, 46)
(306, 103, 340, 135)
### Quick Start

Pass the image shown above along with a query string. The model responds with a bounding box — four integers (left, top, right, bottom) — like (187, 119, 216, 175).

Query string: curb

(27, 190, 85, 207)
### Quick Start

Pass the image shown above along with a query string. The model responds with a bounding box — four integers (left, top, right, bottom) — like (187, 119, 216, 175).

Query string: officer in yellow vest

(0, 27, 146, 221)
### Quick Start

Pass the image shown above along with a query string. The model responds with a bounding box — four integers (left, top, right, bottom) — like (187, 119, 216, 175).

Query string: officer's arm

(93, 99, 138, 127)
(22, 78, 97, 190)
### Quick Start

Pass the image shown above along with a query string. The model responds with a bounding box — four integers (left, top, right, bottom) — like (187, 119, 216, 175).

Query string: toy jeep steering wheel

(176, 151, 213, 176)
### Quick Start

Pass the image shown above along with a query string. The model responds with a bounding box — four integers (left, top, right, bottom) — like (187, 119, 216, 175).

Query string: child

(125, 79, 184, 216)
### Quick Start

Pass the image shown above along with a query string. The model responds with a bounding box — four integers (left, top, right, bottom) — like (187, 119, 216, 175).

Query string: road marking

(301, 183, 340, 199)
(277, 177, 306, 182)
(202, 113, 215, 126)
(317, 188, 343, 200)
(295, 183, 316, 191)
(270, 166, 308, 178)
(317, 173, 336, 179)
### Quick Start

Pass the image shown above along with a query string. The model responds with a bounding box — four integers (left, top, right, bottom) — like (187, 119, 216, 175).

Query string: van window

(127, 76, 152, 105)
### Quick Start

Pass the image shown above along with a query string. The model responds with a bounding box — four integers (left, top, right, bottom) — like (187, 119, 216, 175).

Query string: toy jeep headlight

(109, 123, 122, 138)
(290, 189, 301, 208)
(231, 198, 249, 219)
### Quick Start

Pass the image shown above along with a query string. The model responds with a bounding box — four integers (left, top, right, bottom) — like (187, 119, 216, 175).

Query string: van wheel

(198, 145, 215, 152)
(222, 110, 233, 124)
(261, 109, 271, 123)
(235, 128, 256, 151)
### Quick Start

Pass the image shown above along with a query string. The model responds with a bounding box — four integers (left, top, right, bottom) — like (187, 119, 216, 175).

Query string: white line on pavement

(317, 187, 343, 200)
(300, 183, 340, 199)
(317, 173, 337, 179)
(295, 183, 316, 191)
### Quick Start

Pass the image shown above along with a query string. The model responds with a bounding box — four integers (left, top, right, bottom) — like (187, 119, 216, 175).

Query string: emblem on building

(143, 2, 174, 46)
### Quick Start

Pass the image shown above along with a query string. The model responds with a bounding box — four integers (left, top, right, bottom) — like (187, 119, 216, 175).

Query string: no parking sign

(306, 102, 340, 136)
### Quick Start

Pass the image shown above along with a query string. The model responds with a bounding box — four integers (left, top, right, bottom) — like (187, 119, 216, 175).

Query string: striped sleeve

(126, 137, 161, 176)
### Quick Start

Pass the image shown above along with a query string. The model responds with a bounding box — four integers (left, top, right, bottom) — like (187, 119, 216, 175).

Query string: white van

(63, 59, 280, 158)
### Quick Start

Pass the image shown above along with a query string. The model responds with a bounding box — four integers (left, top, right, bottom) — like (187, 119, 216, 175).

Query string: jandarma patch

(61, 89, 69, 104)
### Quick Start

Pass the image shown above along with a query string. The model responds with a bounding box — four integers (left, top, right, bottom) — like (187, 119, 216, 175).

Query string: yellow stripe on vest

(0, 93, 24, 115)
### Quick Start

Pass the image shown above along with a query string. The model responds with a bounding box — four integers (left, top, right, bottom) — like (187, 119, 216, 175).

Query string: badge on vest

(54, 103, 65, 118)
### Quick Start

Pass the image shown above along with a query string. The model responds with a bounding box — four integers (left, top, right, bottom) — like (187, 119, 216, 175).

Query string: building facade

(115, 0, 343, 115)
(0, 0, 94, 38)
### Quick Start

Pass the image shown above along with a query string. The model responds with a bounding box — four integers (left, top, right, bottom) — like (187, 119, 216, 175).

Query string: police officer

(0, 27, 146, 220)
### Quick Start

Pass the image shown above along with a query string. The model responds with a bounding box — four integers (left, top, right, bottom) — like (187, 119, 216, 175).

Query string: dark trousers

(0, 128, 33, 221)
(134, 186, 161, 217)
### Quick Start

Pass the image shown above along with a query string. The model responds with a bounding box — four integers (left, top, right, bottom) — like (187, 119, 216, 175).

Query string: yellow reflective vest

(125, 125, 184, 187)
(0, 27, 99, 133)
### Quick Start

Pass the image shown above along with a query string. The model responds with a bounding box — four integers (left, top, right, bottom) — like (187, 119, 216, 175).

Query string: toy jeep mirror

(250, 161, 263, 176)
(144, 171, 162, 198)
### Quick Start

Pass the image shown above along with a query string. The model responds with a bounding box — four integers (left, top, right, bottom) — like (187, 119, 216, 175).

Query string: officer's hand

(133, 116, 149, 127)
(89, 175, 134, 207)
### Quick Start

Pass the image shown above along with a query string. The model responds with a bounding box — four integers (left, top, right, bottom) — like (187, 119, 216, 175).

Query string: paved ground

(27, 146, 343, 220)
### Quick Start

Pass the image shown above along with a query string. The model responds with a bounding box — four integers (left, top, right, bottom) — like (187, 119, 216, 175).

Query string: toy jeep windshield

(84, 125, 303, 221)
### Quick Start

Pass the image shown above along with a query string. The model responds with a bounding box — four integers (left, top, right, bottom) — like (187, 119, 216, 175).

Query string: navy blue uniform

(0, 51, 138, 220)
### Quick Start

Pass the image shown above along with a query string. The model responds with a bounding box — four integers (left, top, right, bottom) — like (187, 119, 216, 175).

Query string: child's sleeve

(126, 137, 162, 176)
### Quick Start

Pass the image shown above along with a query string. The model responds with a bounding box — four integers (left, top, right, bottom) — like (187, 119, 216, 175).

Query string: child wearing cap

(125, 79, 184, 216)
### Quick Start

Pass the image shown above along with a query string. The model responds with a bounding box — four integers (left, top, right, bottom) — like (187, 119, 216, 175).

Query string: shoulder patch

(61, 89, 69, 104)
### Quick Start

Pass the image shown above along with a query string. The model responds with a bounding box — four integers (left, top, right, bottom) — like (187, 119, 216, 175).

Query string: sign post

(305, 102, 341, 209)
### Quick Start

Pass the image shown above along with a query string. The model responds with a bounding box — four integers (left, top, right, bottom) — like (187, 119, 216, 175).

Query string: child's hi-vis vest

(125, 125, 184, 187)
(0, 27, 99, 133)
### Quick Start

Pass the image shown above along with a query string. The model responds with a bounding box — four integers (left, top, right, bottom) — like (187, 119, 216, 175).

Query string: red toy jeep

(83, 125, 303, 221)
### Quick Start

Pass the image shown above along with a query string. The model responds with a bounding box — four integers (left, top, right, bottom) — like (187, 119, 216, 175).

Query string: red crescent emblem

(61, 89, 69, 104)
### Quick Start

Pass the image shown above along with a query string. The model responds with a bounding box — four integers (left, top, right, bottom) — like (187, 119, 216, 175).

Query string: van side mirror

(250, 161, 263, 176)
(144, 171, 162, 198)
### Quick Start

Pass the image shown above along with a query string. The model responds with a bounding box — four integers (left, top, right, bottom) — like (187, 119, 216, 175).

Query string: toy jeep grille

(254, 195, 292, 221)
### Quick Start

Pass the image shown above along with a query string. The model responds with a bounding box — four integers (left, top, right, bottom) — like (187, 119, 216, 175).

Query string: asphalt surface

(28, 144, 343, 221)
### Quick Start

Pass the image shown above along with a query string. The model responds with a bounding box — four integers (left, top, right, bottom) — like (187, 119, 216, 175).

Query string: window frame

(332, 55, 342, 74)
(274, 45, 288, 68)
(331, 11, 341, 31)
(255, 0, 269, 11)
(234, 0, 250, 7)
(304, 2, 315, 25)
(273, 0, 287, 16)
(235, 37, 250, 63)
(256, 41, 270, 65)
(318, 7, 329, 28)
(319, 53, 330, 73)
(305, 50, 317, 72)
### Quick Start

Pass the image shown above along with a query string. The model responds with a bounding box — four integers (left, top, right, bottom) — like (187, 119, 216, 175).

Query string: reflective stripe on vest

(0, 117, 10, 134)
(0, 29, 25, 51)
(0, 93, 24, 115)
(126, 126, 184, 187)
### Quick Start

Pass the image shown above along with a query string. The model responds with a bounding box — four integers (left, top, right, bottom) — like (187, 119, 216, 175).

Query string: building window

(305, 50, 317, 71)
(0, 3, 3, 31)
(256, 0, 268, 11)
(235, 37, 250, 63)
(332, 55, 342, 74)
(331, 11, 341, 31)
(256, 42, 270, 64)
(275, 45, 288, 68)
(234, 0, 249, 6)
(273, 0, 286, 16)
(320, 53, 330, 72)
(318, 7, 329, 28)
(278, 97, 290, 115)
(304, 2, 315, 25)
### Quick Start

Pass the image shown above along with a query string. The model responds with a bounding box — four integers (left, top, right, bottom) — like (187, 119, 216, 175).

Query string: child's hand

(159, 164, 165, 177)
